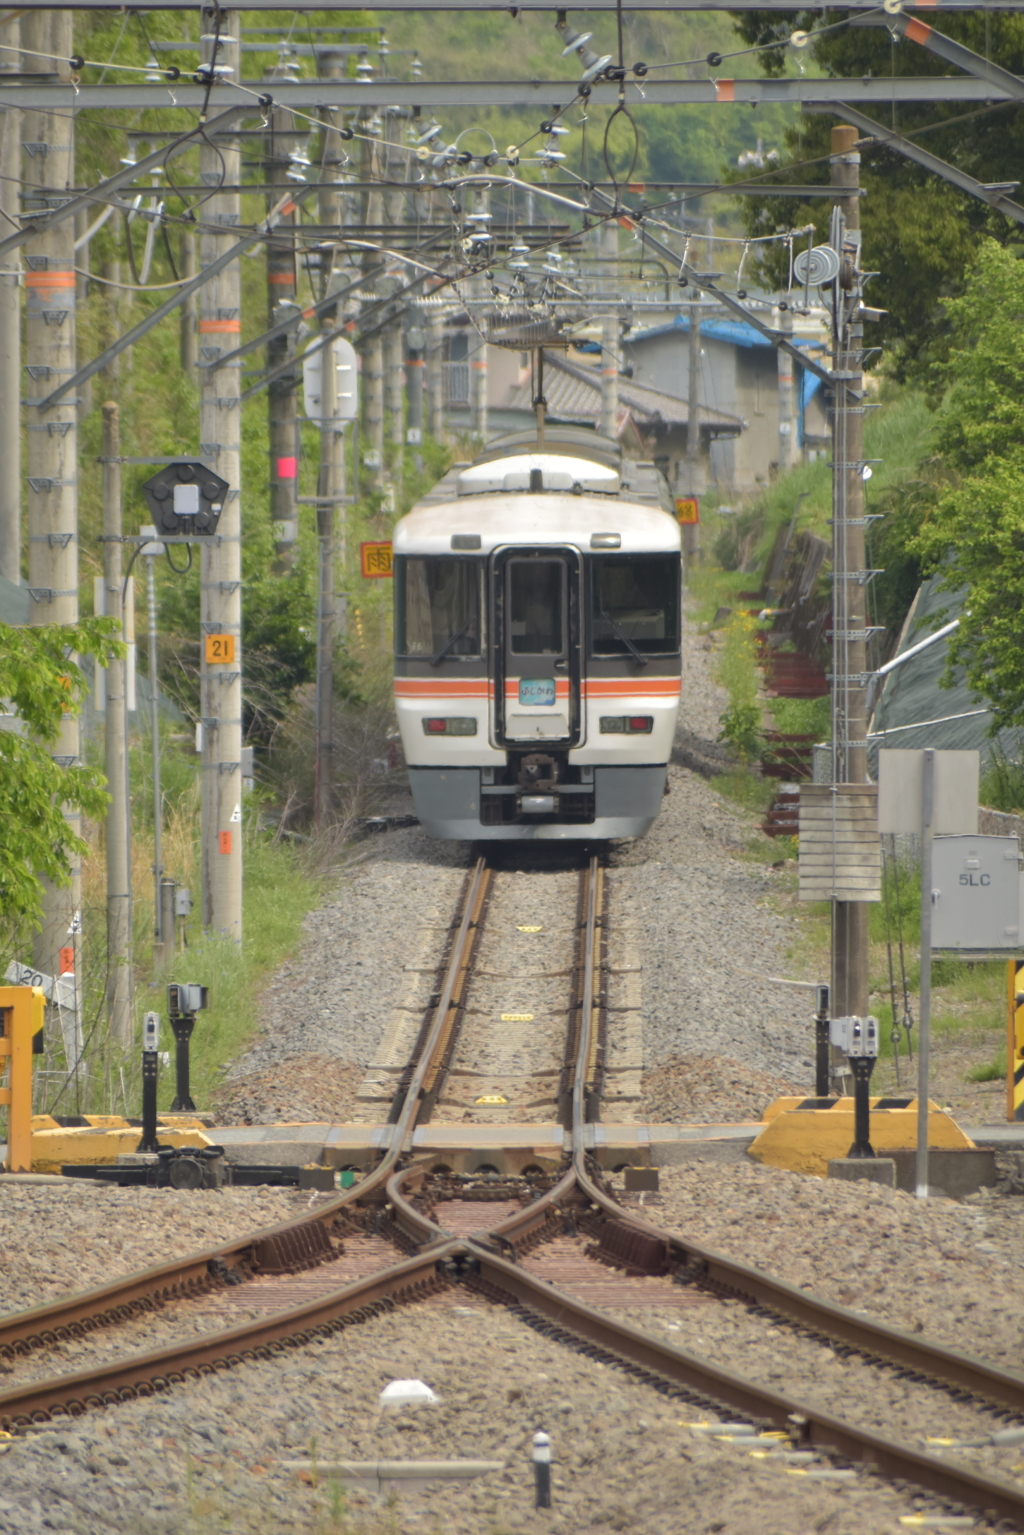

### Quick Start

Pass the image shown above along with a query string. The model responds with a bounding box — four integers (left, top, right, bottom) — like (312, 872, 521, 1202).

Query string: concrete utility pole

(179, 230, 197, 372)
(317, 46, 349, 646)
(0, 18, 21, 587)
(383, 112, 406, 494)
(364, 329, 385, 483)
(406, 318, 425, 472)
(468, 186, 490, 443)
(426, 306, 444, 441)
(198, 15, 243, 943)
(599, 220, 618, 441)
(679, 295, 704, 562)
(777, 305, 796, 473)
(23, 12, 81, 999)
(384, 300, 404, 489)
(314, 317, 338, 828)
(311, 65, 349, 827)
(830, 123, 869, 1023)
(264, 100, 299, 571)
(360, 115, 384, 487)
(685, 300, 702, 490)
(101, 403, 132, 1047)
(99, 258, 121, 387)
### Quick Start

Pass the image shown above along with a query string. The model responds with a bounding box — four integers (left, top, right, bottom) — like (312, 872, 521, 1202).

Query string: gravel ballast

(219, 606, 814, 1127)
(0, 1298, 999, 1535)
(5, 606, 1024, 1531)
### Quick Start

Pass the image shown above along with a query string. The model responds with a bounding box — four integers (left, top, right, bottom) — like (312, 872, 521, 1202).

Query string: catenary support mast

(830, 123, 869, 1026)
(265, 95, 299, 572)
(0, 15, 21, 587)
(23, 12, 81, 1004)
(101, 403, 132, 1047)
(198, 14, 243, 942)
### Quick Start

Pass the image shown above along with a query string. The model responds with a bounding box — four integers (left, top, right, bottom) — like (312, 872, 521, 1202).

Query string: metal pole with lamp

(137, 462, 231, 958)
(138, 524, 166, 964)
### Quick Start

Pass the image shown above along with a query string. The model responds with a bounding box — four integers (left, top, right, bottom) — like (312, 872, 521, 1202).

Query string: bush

(714, 612, 764, 763)
(980, 737, 1024, 813)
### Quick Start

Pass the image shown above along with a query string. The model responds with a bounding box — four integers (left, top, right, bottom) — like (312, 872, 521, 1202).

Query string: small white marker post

(533, 1430, 551, 1509)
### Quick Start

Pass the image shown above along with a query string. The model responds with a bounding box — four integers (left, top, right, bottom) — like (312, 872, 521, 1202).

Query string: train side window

(590, 554, 681, 655)
(396, 557, 481, 660)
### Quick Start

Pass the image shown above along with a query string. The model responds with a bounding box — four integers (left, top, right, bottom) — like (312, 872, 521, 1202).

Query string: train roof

(396, 485, 680, 562)
(410, 434, 673, 507)
(474, 427, 622, 470)
(396, 431, 681, 556)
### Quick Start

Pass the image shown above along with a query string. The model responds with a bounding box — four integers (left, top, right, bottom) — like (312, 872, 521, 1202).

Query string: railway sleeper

(1, 1289, 177, 1362)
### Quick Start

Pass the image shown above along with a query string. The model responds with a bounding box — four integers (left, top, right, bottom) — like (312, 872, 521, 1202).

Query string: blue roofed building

(622, 310, 831, 494)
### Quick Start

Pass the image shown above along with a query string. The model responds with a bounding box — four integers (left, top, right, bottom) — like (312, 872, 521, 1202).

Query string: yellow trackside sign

(1008, 959, 1024, 1121)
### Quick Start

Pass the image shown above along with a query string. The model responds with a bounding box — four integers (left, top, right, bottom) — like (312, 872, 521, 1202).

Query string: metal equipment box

(932, 834, 1021, 950)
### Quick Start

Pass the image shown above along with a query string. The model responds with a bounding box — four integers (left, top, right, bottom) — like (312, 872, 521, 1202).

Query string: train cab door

(493, 547, 582, 747)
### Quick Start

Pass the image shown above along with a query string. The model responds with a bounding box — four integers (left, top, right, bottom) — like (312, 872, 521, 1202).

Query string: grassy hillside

(706, 388, 937, 576)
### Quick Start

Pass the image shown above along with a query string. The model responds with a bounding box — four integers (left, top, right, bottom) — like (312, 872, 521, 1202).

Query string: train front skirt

(407, 764, 668, 841)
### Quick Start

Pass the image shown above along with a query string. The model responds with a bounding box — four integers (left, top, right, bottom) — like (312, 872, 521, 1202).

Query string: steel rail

(416, 860, 494, 1122)
(3, 1227, 1024, 1529)
(466, 1248, 1024, 1531)
(386, 855, 601, 1248)
(569, 1196, 1024, 1416)
(477, 855, 1024, 1419)
(556, 856, 603, 1128)
(0, 860, 495, 1361)
(0, 1247, 457, 1430)
(5, 854, 1024, 1525)
(388, 855, 492, 1131)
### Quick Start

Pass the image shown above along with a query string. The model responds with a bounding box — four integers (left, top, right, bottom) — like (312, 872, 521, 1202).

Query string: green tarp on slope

(871, 575, 1018, 767)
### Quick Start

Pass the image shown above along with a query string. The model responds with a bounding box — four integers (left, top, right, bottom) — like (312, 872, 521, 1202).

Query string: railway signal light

(167, 984, 209, 1112)
(141, 462, 230, 538)
(831, 1014, 879, 1158)
(814, 982, 830, 1098)
(138, 1011, 161, 1155)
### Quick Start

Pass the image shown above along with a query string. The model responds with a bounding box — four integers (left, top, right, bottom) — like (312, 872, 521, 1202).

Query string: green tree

(730, 10, 1024, 378)
(913, 240, 1024, 726)
(0, 620, 120, 948)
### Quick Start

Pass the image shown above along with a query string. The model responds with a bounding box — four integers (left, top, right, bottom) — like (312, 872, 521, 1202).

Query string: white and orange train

(392, 427, 682, 840)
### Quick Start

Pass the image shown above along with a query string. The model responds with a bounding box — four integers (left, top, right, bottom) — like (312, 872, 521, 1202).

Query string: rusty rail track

(0, 857, 495, 1366)
(388, 855, 494, 1125)
(4, 850, 1024, 1526)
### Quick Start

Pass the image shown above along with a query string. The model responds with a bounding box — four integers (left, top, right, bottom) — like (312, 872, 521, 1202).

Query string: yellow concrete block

(747, 1097, 973, 1179)
(31, 1124, 212, 1176)
(760, 1096, 820, 1124)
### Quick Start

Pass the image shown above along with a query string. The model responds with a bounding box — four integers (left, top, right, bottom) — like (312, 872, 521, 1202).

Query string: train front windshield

(396, 557, 482, 660)
(590, 554, 681, 655)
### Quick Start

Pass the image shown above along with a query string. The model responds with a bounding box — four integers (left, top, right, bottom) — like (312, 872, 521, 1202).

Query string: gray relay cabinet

(931, 835, 1022, 951)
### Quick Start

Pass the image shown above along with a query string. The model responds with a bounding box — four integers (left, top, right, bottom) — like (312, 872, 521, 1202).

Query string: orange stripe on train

(584, 681, 681, 695)
(394, 681, 489, 696)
